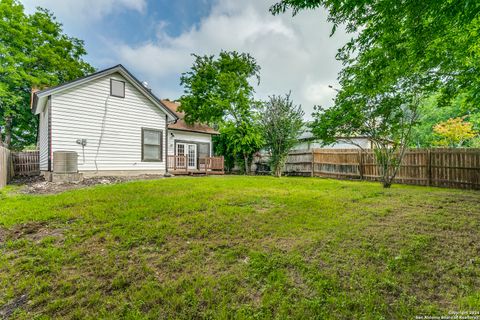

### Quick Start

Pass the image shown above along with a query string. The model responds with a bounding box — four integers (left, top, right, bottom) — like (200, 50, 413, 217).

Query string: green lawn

(0, 176, 479, 319)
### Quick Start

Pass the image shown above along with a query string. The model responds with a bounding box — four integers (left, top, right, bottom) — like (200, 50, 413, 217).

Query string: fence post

(358, 150, 364, 180)
(8, 150, 13, 182)
(311, 149, 314, 177)
(427, 149, 432, 186)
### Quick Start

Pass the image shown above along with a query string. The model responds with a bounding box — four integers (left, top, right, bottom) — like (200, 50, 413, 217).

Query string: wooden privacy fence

(12, 150, 40, 176)
(0, 146, 14, 189)
(254, 148, 480, 190)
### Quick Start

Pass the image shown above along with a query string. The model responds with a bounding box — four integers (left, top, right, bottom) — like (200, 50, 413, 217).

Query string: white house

(292, 126, 373, 151)
(31, 65, 220, 178)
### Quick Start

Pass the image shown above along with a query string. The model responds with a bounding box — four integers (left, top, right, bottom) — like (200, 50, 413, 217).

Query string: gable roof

(162, 99, 219, 135)
(31, 64, 178, 121)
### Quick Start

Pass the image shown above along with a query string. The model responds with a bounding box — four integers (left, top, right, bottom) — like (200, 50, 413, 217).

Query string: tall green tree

(0, 0, 94, 149)
(179, 51, 263, 174)
(270, 0, 480, 101)
(410, 93, 480, 148)
(271, 0, 480, 187)
(261, 93, 304, 177)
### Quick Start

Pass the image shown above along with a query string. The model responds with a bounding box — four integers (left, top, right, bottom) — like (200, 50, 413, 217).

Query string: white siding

(39, 99, 50, 171)
(328, 138, 371, 149)
(51, 72, 167, 172)
(167, 130, 212, 156)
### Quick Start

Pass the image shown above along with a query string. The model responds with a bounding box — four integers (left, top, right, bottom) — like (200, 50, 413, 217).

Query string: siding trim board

(165, 115, 169, 172)
(38, 96, 50, 171)
(167, 127, 221, 135)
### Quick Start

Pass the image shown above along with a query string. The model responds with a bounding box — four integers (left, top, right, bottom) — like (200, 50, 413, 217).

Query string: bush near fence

(254, 148, 480, 190)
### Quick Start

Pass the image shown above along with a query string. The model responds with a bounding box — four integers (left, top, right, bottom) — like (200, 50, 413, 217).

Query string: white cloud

(21, 0, 349, 119)
(112, 0, 350, 118)
(22, 0, 146, 22)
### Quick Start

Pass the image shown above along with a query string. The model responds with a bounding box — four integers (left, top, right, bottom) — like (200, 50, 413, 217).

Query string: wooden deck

(167, 155, 224, 176)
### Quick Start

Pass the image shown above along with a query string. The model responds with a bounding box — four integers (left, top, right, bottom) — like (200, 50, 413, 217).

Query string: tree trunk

(244, 154, 249, 175)
(274, 163, 282, 177)
(4, 116, 12, 148)
(382, 180, 392, 188)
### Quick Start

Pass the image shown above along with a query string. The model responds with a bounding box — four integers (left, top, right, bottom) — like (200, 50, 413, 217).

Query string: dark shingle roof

(162, 99, 219, 135)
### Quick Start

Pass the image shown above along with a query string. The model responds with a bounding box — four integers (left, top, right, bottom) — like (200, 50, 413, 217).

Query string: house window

(110, 79, 125, 98)
(142, 128, 163, 161)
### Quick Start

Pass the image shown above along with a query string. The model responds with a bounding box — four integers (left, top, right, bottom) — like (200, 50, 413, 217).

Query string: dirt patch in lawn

(4, 221, 66, 243)
(0, 294, 28, 319)
(11, 174, 166, 195)
(0, 227, 7, 244)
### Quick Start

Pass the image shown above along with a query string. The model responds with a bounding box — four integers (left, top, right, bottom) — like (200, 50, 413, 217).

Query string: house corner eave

(32, 94, 48, 115)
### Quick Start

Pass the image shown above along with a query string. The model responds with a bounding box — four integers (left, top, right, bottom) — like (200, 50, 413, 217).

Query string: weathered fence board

(12, 150, 40, 176)
(0, 146, 14, 189)
(254, 148, 480, 190)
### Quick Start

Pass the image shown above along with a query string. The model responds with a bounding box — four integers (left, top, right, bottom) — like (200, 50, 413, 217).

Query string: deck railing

(167, 155, 188, 172)
(167, 155, 224, 175)
(205, 156, 224, 172)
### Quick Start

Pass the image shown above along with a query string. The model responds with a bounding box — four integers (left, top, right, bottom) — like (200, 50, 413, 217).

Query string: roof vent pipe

(141, 81, 151, 92)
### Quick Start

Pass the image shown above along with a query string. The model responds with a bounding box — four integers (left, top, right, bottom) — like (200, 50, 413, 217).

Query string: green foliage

(0, 0, 94, 149)
(410, 94, 480, 147)
(179, 51, 263, 173)
(261, 93, 304, 177)
(219, 120, 263, 173)
(1, 177, 479, 318)
(270, 0, 480, 105)
(311, 89, 420, 187)
(433, 117, 477, 148)
(212, 134, 236, 172)
(180, 51, 260, 125)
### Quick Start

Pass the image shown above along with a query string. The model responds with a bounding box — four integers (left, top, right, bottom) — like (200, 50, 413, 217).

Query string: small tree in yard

(433, 117, 477, 147)
(219, 120, 263, 174)
(311, 79, 421, 188)
(261, 93, 304, 177)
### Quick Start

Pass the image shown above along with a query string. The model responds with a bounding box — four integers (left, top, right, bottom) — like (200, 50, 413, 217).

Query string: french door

(176, 143, 197, 169)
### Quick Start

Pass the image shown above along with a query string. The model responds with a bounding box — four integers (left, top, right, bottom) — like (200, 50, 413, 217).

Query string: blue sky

(22, 0, 350, 118)
(81, 1, 215, 63)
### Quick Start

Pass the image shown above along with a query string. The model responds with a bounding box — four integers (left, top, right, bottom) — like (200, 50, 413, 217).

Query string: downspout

(48, 96, 52, 172)
(165, 114, 168, 174)
(165, 114, 178, 175)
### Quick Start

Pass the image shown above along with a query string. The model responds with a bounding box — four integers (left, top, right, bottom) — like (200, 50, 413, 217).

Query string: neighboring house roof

(298, 125, 370, 141)
(162, 99, 220, 135)
(31, 64, 178, 121)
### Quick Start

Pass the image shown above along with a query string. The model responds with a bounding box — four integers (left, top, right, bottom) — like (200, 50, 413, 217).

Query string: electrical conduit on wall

(94, 95, 110, 173)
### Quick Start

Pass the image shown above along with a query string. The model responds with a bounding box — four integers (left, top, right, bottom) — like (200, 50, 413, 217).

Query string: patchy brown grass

(0, 176, 479, 319)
